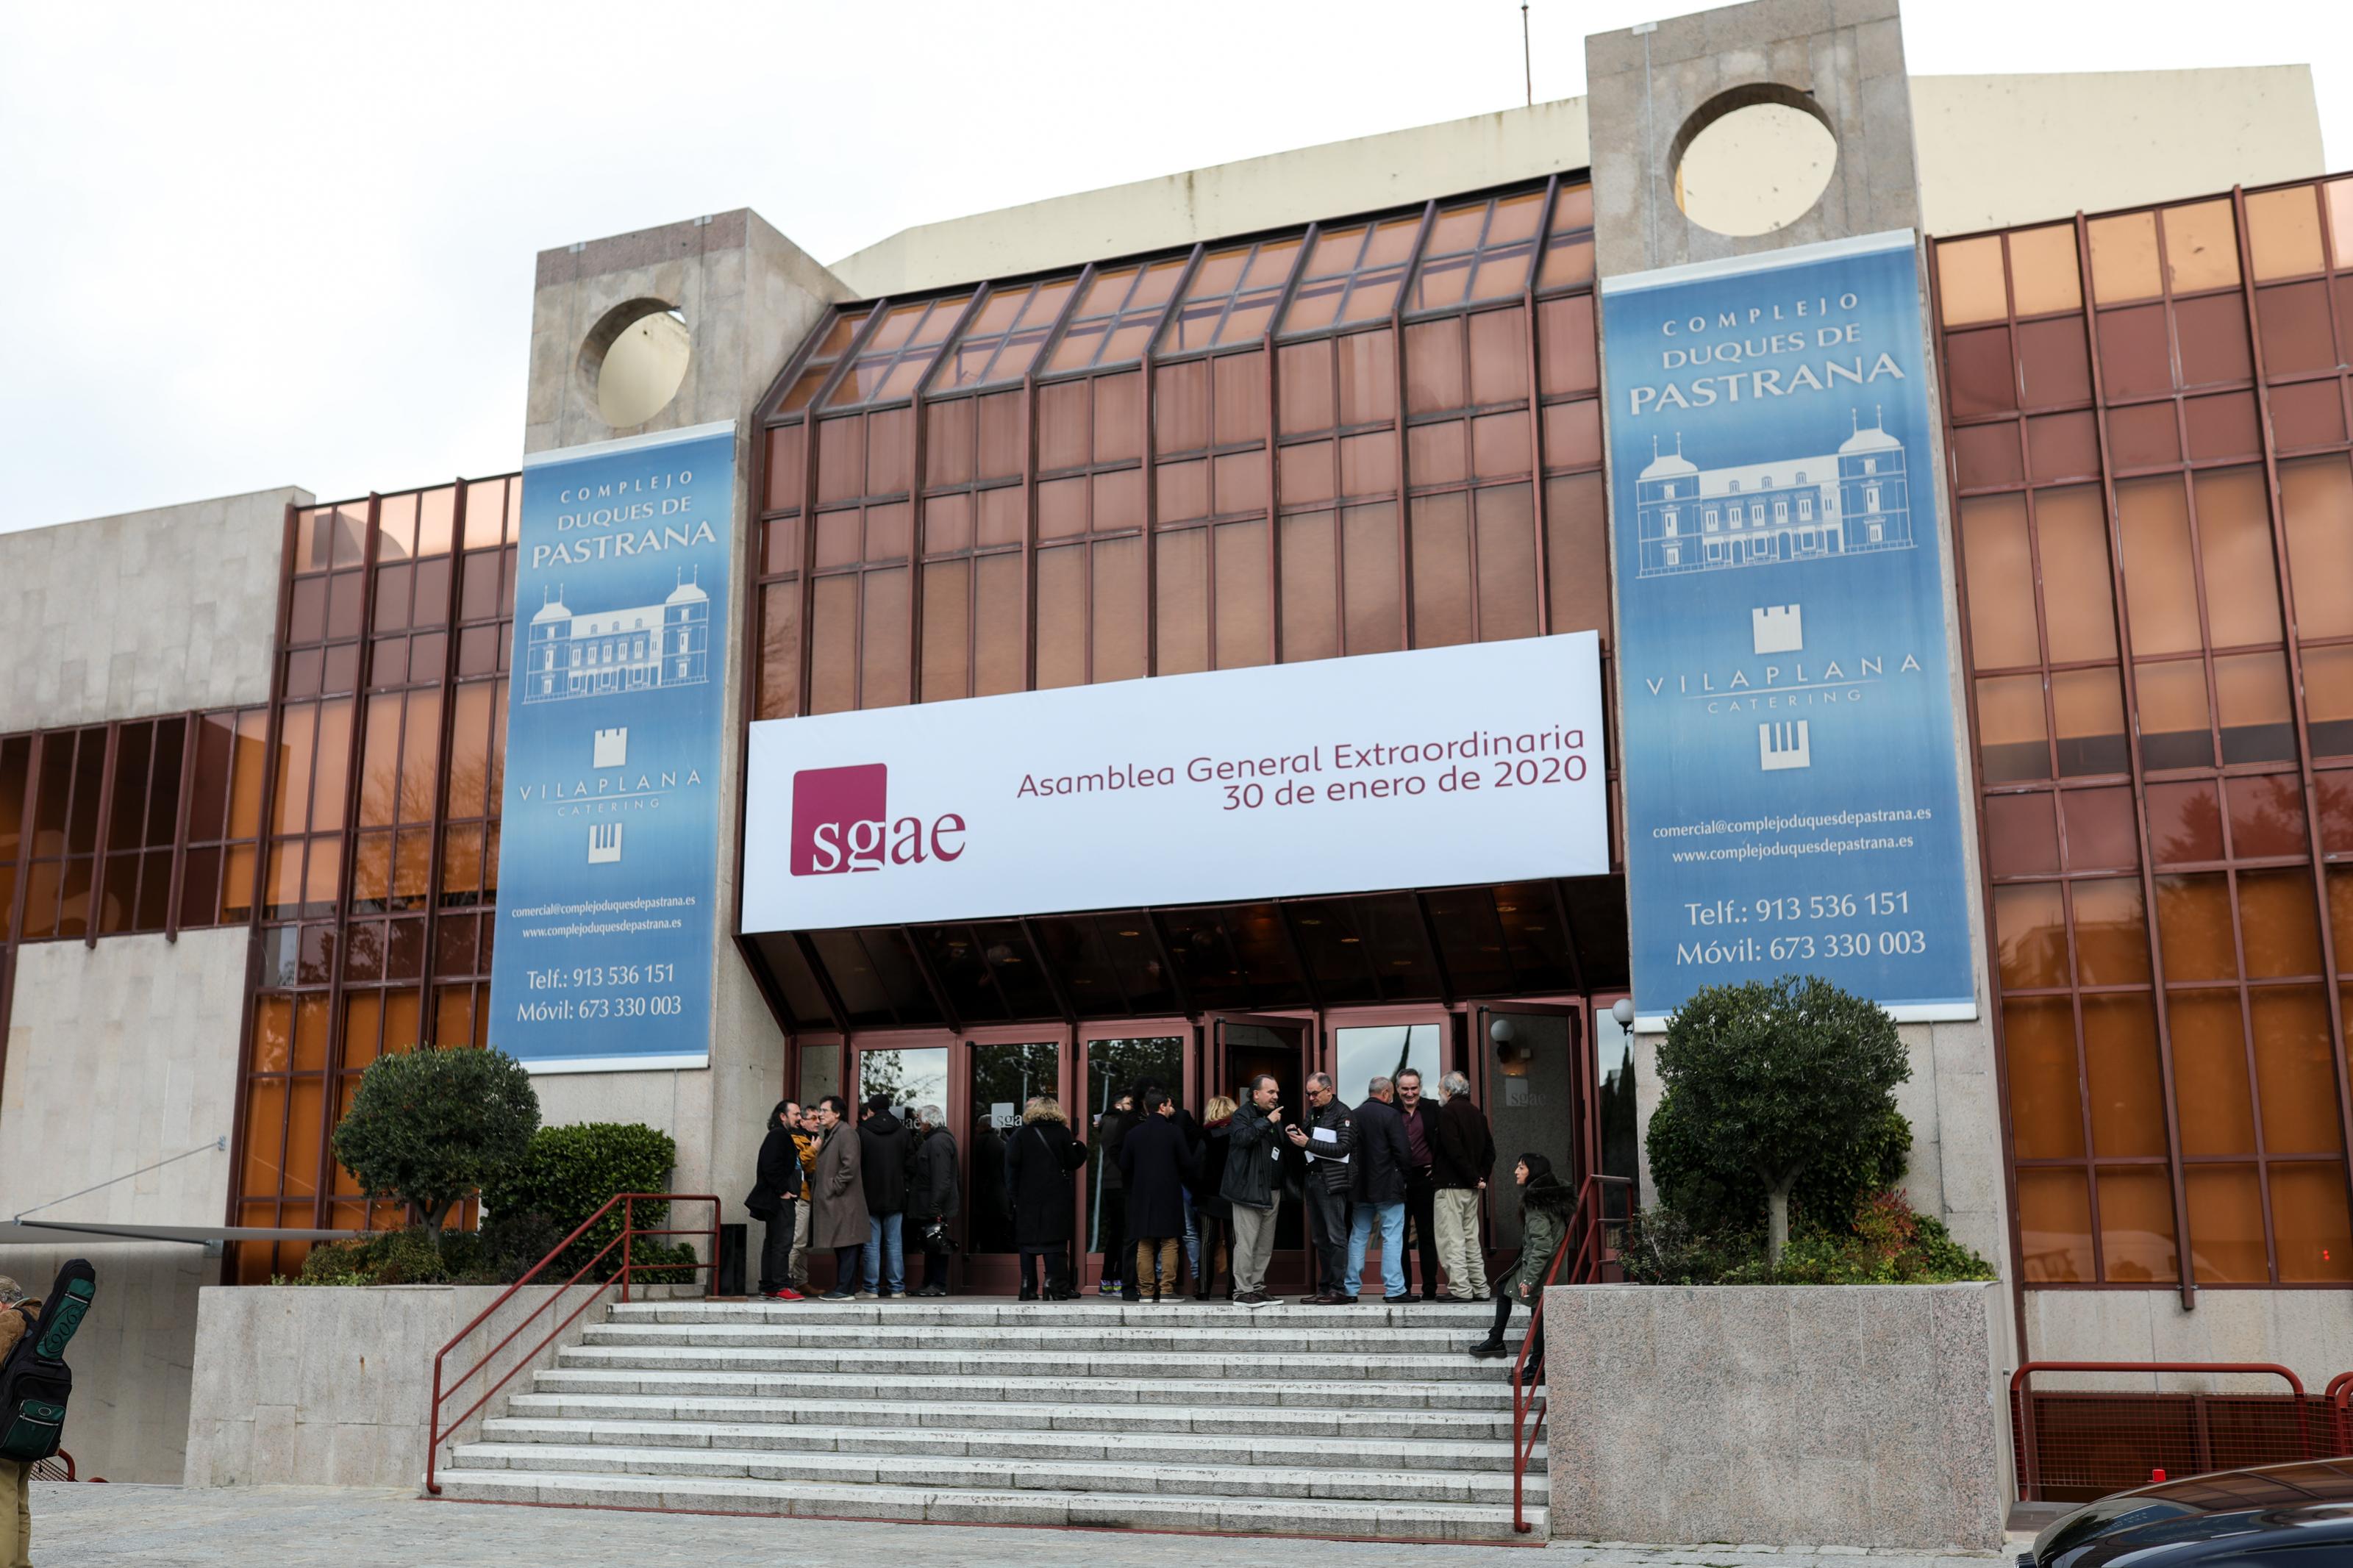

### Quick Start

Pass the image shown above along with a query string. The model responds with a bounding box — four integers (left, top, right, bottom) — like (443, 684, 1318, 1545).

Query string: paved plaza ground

(29, 1483, 2017, 1567)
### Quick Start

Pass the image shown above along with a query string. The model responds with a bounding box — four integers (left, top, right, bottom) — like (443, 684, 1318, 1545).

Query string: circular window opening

(1671, 86, 1838, 238)
(580, 299, 691, 429)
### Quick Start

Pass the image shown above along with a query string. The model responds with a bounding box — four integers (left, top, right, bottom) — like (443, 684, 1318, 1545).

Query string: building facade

(0, 0, 2346, 1492)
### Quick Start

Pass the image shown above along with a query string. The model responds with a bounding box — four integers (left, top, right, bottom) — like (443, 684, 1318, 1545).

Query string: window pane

(2062, 786, 2140, 872)
(1543, 473, 1608, 637)
(2213, 652, 2296, 764)
(1408, 493, 1471, 648)
(2072, 877, 2152, 985)
(2268, 1163, 2353, 1282)
(2227, 773, 2307, 859)
(1213, 520, 1270, 669)
(2245, 186, 2326, 280)
(1278, 510, 1338, 665)
(1937, 235, 2006, 326)
(1154, 528, 1208, 677)
(2004, 995, 2085, 1159)
(1961, 495, 2038, 666)
(2088, 212, 2161, 304)
(2094, 1166, 2179, 1283)
(2134, 660, 2213, 771)
(1341, 502, 1402, 656)
(1984, 791, 2060, 877)
(2016, 1167, 2093, 1281)
(2193, 468, 2282, 646)
(2035, 488, 2117, 663)
(1474, 485, 1538, 642)
(2238, 868, 2322, 978)
(2162, 199, 2240, 293)
(1975, 673, 2050, 784)
(1994, 883, 2068, 989)
(2118, 476, 2201, 655)
(2169, 989, 2257, 1153)
(2051, 667, 2127, 776)
(2008, 225, 2084, 315)
(2184, 1164, 2268, 1282)
(2082, 992, 2166, 1156)
(1034, 546, 1084, 690)
(2280, 456, 2353, 640)
(2156, 873, 2237, 981)
(2251, 986, 2340, 1153)
(918, 559, 969, 703)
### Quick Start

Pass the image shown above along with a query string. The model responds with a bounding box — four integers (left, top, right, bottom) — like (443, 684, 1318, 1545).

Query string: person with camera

(907, 1103, 960, 1297)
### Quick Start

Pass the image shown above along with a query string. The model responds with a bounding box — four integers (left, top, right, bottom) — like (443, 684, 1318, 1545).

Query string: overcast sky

(1, 1, 2343, 533)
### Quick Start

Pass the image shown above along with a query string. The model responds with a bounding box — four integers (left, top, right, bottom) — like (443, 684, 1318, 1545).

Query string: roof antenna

(1650, 434, 1659, 459)
(1674, 432, 1683, 457)
(1851, 409, 1860, 435)
(1521, 3, 1533, 108)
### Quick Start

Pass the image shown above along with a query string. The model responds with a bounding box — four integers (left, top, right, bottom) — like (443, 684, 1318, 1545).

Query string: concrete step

(478, 1415, 1542, 1473)
(529, 1367, 1521, 1408)
(499, 1391, 1525, 1442)
(581, 1320, 1493, 1354)
(607, 1300, 1493, 1331)
(449, 1440, 1525, 1504)
(554, 1343, 1506, 1381)
(432, 1467, 1543, 1541)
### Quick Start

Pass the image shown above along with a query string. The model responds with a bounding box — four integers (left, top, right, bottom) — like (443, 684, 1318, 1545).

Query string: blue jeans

(861, 1211, 904, 1294)
(1346, 1200, 1406, 1298)
(1181, 1188, 1199, 1278)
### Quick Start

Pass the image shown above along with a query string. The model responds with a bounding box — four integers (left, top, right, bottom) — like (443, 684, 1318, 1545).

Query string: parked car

(2024, 1458, 2353, 1565)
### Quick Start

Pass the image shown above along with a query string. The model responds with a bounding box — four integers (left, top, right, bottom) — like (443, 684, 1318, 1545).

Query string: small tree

(1651, 975, 1909, 1266)
(332, 1046, 540, 1251)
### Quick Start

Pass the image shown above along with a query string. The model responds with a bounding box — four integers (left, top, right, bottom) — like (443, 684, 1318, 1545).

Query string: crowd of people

(743, 1070, 1569, 1362)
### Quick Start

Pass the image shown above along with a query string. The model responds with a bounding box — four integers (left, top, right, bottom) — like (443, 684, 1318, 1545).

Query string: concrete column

(519, 213, 849, 1230)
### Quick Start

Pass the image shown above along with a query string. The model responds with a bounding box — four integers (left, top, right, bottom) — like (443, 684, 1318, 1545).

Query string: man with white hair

(1432, 1070, 1496, 1300)
(906, 1103, 960, 1297)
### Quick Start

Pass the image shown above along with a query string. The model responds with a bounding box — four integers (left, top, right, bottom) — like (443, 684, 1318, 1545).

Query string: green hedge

(478, 1123, 688, 1282)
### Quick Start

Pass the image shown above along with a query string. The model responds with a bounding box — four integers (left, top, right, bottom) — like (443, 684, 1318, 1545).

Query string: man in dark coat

(1283, 1072, 1355, 1304)
(856, 1095, 913, 1298)
(810, 1096, 868, 1300)
(907, 1104, 960, 1297)
(746, 1100, 805, 1300)
(1343, 1075, 1413, 1303)
(1219, 1075, 1286, 1306)
(1092, 1090, 1135, 1297)
(1006, 1097, 1087, 1300)
(1395, 1069, 1444, 1300)
(1118, 1090, 1196, 1302)
(1432, 1070, 1496, 1300)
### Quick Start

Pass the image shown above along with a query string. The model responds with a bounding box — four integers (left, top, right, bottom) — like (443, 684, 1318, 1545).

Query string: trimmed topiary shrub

(1648, 975, 1910, 1264)
(329, 1045, 540, 1252)
(479, 1123, 680, 1281)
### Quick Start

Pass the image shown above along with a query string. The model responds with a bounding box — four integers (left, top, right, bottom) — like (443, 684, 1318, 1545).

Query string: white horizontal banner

(742, 634, 1608, 931)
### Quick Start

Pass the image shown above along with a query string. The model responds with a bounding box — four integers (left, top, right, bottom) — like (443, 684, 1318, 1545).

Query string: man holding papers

(1285, 1072, 1355, 1305)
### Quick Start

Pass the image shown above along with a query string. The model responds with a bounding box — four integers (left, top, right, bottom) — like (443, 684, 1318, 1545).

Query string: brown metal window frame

(1939, 169, 2353, 1295)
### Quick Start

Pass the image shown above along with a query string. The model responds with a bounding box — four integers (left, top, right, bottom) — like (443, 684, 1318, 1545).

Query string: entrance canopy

(740, 874, 1627, 1034)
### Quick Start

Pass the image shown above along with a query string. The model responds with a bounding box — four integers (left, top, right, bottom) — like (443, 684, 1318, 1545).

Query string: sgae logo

(789, 764, 967, 876)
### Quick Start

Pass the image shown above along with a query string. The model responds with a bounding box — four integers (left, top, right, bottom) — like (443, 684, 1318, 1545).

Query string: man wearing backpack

(0, 1276, 41, 1567)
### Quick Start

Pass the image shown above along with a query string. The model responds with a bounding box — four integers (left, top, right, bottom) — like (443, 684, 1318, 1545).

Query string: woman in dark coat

(1468, 1152, 1577, 1375)
(1117, 1091, 1197, 1302)
(745, 1100, 802, 1300)
(1004, 1096, 1088, 1301)
(1188, 1095, 1238, 1300)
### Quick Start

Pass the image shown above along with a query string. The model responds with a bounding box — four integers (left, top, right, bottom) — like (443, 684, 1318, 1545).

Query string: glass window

(965, 1040, 1061, 1253)
(778, 307, 875, 413)
(1160, 236, 1304, 354)
(1334, 1023, 1443, 1106)
(935, 277, 1079, 390)
(1048, 258, 1189, 372)
(857, 1046, 948, 1123)
(1281, 216, 1423, 332)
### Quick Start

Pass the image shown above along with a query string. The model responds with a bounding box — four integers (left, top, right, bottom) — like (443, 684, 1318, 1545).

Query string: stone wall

(1543, 1282, 2010, 1551)
(184, 1284, 597, 1489)
(0, 487, 296, 731)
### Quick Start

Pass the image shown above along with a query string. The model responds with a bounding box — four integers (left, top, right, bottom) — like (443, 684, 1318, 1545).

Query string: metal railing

(30, 1449, 92, 1481)
(424, 1192, 720, 1497)
(2009, 1361, 2346, 1502)
(1510, 1173, 1632, 1534)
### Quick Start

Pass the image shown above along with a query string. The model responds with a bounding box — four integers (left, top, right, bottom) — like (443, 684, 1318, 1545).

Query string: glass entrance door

(963, 1037, 1065, 1295)
(1079, 1031, 1188, 1292)
(1476, 1006, 1580, 1253)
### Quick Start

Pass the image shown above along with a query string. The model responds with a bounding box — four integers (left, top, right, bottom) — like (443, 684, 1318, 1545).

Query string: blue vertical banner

(488, 420, 735, 1071)
(1602, 232, 1977, 1029)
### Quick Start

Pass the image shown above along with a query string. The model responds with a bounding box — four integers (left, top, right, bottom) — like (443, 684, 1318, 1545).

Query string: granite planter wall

(1543, 1282, 2010, 1552)
(183, 1283, 674, 1489)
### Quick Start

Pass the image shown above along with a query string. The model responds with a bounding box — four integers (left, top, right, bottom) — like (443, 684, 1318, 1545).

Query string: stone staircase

(435, 1296, 1544, 1541)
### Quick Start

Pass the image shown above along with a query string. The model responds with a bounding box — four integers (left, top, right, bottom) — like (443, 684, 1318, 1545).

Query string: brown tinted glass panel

(2015, 1167, 2093, 1281)
(2080, 991, 2165, 1156)
(2094, 1166, 2179, 1283)
(2185, 1164, 2268, 1282)
(1993, 883, 2068, 989)
(2270, 1163, 2353, 1283)
(1975, 674, 2050, 784)
(2117, 477, 2201, 655)
(2060, 786, 2139, 871)
(2280, 457, 2353, 640)
(2071, 878, 2152, 985)
(1984, 791, 2060, 876)
(2156, 873, 2237, 981)
(2171, 995, 2254, 1158)
(1960, 495, 2037, 667)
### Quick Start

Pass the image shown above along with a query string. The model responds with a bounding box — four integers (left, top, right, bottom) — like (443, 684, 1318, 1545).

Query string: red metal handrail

(424, 1192, 719, 1497)
(1510, 1173, 1631, 1534)
(2011, 1361, 2310, 1501)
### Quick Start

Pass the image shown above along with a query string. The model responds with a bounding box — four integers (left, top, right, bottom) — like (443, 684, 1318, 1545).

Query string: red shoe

(767, 1286, 804, 1301)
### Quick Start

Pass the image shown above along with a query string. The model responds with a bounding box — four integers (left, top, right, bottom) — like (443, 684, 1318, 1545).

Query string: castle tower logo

(592, 727, 629, 768)
(1752, 604, 1803, 655)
